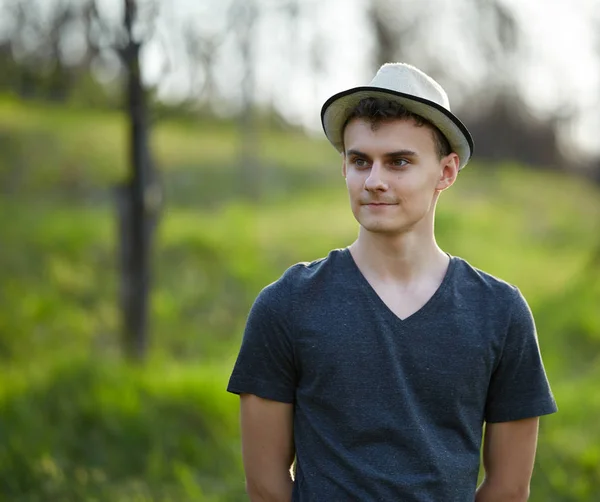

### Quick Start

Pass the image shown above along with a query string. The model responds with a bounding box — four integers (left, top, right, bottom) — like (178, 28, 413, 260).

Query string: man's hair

(343, 98, 452, 159)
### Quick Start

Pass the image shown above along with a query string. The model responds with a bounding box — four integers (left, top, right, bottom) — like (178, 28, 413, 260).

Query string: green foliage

(1, 97, 600, 500)
(0, 361, 244, 501)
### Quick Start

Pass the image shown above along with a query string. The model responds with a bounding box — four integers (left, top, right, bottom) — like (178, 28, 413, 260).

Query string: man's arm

(475, 417, 539, 502)
(240, 393, 295, 502)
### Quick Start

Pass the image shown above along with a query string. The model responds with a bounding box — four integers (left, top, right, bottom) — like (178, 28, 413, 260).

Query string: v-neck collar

(341, 247, 456, 324)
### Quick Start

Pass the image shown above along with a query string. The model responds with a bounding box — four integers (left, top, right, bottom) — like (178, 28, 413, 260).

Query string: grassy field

(1, 96, 599, 500)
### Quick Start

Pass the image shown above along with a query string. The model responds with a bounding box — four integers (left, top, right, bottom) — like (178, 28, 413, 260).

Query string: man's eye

(355, 159, 369, 168)
(392, 159, 408, 167)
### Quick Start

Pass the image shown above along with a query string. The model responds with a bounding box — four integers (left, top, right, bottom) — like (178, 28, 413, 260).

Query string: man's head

(321, 63, 473, 236)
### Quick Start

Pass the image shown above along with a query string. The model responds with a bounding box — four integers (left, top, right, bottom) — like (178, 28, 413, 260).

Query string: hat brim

(321, 86, 474, 170)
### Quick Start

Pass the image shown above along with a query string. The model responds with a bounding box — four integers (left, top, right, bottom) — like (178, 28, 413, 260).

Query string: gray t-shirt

(227, 248, 557, 501)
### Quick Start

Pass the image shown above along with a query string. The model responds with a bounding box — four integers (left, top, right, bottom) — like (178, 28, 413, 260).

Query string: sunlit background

(0, 0, 599, 500)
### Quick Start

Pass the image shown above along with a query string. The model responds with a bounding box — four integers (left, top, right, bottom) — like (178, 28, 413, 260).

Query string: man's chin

(359, 221, 407, 235)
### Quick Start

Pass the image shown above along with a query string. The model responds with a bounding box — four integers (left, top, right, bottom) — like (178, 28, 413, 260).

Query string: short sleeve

(484, 288, 558, 423)
(226, 277, 297, 403)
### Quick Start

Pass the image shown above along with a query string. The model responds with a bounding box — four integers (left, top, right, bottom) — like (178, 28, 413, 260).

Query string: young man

(227, 63, 557, 501)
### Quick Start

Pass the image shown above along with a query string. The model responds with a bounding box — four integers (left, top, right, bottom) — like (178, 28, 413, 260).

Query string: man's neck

(349, 228, 448, 285)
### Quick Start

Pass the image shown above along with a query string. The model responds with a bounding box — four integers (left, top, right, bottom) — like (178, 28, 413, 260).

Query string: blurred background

(0, 0, 599, 500)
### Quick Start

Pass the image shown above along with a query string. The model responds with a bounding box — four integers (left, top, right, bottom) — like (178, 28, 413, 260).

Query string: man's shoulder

(451, 255, 521, 303)
(258, 248, 347, 303)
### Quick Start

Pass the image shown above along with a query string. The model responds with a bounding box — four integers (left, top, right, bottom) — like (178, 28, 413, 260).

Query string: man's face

(342, 118, 458, 236)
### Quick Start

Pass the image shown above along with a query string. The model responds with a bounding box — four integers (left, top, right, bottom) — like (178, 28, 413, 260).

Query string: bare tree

(367, 0, 426, 70)
(588, 14, 600, 268)
(0, 0, 111, 100)
(183, 22, 222, 106)
(462, 0, 576, 170)
(368, 0, 399, 67)
(81, 0, 164, 361)
(229, 0, 261, 200)
(467, 0, 520, 93)
(115, 0, 162, 361)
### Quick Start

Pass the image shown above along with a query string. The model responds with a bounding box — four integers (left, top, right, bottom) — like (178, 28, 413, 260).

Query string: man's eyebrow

(384, 150, 418, 157)
(345, 149, 418, 157)
(345, 149, 368, 158)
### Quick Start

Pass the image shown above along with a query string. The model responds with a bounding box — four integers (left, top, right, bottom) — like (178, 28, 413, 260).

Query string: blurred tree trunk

(183, 24, 221, 106)
(231, 0, 260, 200)
(594, 21, 600, 270)
(367, 0, 425, 70)
(368, 0, 398, 67)
(117, 0, 161, 362)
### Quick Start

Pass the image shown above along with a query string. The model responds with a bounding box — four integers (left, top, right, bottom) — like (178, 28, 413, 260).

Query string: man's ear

(436, 153, 460, 191)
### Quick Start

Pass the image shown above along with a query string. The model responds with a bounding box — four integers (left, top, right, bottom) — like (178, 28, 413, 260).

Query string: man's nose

(364, 163, 388, 192)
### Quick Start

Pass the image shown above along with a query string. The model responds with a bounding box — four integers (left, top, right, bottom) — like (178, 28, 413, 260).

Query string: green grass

(0, 96, 339, 196)
(0, 360, 244, 501)
(1, 95, 600, 500)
